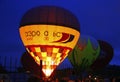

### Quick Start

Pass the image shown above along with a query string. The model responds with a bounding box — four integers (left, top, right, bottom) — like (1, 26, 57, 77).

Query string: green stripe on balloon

(68, 37, 100, 72)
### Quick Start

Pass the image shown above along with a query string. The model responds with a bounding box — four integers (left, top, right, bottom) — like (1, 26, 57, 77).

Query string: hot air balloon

(19, 6, 80, 78)
(67, 35, 100, 75)
(21, 52, 42, 77)
(90, 40, 114, 70)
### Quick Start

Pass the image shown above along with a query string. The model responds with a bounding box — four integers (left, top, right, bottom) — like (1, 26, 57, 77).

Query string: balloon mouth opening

(25, 45, 72, 77)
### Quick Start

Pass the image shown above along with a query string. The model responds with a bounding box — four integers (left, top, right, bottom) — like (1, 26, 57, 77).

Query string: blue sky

(0, 0, 120, 67)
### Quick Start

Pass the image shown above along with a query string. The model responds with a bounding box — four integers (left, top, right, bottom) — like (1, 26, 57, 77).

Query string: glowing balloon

(68, 35, 100, 72)
(19, 6, 80, 77)
(90, 40, 114, 70)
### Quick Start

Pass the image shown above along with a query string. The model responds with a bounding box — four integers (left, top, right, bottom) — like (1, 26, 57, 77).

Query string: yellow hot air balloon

(19, 6, 80, 78)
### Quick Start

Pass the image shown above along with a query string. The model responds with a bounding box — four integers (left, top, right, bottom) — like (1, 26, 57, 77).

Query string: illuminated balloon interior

(26, 45, 71, 77)
(19, 6, 80, 77)
(19, 25, 80, 77)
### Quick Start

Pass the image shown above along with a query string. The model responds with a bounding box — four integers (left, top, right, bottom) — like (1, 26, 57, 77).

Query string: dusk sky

(0, 0, 120, 68)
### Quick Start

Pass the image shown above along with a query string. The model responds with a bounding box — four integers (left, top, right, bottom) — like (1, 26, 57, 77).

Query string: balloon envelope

(19, 6, 80, 77)
(21, 52, 41, 76)
(91, 40, 114, 70)
(68, 35, 100, 72)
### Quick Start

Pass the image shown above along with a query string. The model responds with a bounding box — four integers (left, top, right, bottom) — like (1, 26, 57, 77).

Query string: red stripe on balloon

(53, 33, 70, 42)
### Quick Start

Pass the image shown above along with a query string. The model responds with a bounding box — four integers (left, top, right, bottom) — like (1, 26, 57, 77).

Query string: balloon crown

(19, 6, 80, 32)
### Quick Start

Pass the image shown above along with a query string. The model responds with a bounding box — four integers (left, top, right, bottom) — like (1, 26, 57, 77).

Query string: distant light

(89, 75, 91, 78)
(94, 77, 97, 80)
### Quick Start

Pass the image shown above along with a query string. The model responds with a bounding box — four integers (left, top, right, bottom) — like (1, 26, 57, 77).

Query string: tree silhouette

(0, 64, 7, 73)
